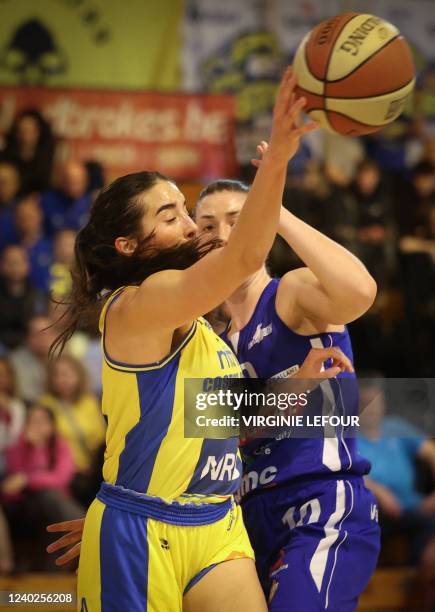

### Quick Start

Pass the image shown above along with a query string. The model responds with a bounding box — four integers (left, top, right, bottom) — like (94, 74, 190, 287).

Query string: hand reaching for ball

(263, 67, 319, 166)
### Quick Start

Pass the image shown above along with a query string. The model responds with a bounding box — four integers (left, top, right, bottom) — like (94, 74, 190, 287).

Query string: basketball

(293, 13, 416, 135)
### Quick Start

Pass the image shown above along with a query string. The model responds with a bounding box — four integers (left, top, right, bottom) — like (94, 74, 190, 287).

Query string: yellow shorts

(77, 485, 254, 612)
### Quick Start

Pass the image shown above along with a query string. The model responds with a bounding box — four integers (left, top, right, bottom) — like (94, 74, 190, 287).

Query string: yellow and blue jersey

(99, 286, 243, 503)
(77, 286, 255, 611)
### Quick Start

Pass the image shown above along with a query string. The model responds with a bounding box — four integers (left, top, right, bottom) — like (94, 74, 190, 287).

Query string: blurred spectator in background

(349, 159, 397, 289)
(0, 110, 55, 193)
(13, 195, 53, 293)
(10, 315, 55, 403)
(1, 404, 83, 571)
(315, 161, 359, 253)
(0, 357, 25, 475)
(398, 199, 435, 376)
(41, 160, 92, 236)
(84, 160, 105, 196)
(41, 355, 105, 506)
(0, 161, 21, 252)
(49, 229, 75, 300)
(48, 298, 103, 397)
(422, 135, 435, 170)
(358, 380, 435, 603)
(0, 246, 44, 351)
(395, 161, 435, 239)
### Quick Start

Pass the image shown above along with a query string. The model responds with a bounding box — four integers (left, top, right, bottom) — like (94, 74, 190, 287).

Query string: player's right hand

(296, 347, 354, 380)
(46, 518, 84, 567)
(264, 66, 318, 165)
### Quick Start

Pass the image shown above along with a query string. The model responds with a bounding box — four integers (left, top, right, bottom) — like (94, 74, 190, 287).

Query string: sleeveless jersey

(220, 278, 370, 501)
(100, 287, 243, 504)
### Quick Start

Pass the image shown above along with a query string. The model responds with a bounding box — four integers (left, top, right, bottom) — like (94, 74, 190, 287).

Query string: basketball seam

(306, 13, 359, 80)
(324, 76, 415, 100)
(323, 109, 380, 128)
(322, 14, 361, 80)
(325, 34, 402, 83)
(306, 107, 379, 128)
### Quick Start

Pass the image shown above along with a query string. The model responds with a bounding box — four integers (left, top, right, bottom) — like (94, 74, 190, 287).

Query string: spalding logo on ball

(293, 13, 416, 135)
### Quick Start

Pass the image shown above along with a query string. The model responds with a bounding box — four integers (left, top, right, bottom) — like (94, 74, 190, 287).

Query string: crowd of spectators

(0, 108, 434, 575)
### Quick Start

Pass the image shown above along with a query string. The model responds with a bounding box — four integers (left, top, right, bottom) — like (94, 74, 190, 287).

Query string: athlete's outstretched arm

(129, 69, 318, 330)
(253, 142, 377, 326)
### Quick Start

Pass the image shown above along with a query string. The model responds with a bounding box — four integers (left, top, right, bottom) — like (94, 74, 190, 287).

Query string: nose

(216, 223, 231, 245)
(183, 213, 198, 240)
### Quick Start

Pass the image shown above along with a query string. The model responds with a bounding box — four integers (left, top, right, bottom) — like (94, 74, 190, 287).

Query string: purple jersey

(221, 278, 370, 500)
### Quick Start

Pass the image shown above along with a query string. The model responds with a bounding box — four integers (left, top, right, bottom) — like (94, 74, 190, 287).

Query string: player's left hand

(296, 347, 354, 379)
(251, 140, 270, 168)
(46, 518, 84, 567)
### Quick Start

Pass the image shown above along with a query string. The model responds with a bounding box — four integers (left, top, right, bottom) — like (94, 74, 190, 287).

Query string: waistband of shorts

(241, 472, 365, 504)
(97, 482, 232, 526)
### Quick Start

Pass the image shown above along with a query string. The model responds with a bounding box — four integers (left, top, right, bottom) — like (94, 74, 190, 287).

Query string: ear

(114, 236, 138, 256)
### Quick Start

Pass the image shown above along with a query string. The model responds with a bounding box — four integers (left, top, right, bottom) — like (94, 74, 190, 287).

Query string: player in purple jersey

(194, 147, 380, 611)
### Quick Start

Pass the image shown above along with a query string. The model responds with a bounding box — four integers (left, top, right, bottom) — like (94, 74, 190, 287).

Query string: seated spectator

(10, 315, 56, 403)
(1, 404, 83, 571)
(400, 205, 435, 261)
(395, 161, 435, 238)
(48, 297, 103, 397)
(40, 355, 106, 505)
(13, 195, 53, 293)
(358, 380, 435, 602)
(398, 203, 435, 375)
(0, 357, 25, 475)
(49, 229, 76, 300)
(1, 109, 55, 193)
(348, 158, 397, 288)
(0, 245, 44, 351)
(85, 160, 105, 195)
(41, 160, 92, 236)
(0, 161, 21, 252)
(422, 135, 435, 170)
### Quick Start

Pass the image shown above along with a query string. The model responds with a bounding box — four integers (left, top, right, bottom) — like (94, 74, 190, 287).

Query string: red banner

(0, 87, 238, 180)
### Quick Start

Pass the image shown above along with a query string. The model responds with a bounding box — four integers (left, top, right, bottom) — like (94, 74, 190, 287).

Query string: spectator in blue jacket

(40, 160, 92, 236)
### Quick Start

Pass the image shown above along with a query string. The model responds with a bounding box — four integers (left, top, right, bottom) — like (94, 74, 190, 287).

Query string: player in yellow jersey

(48, 68, 317, 612)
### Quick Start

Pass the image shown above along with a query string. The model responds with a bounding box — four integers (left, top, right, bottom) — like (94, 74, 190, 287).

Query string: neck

(225, 267, 271, 334)
(21, 230, 41, 247)
(6, 279, 26, 294)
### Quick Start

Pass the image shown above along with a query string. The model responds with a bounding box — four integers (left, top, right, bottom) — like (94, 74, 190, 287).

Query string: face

(27, 317, 56, 357)
(17, 115, 40, 148)
(0, 360, 13, 395)
(54, 230, 76, 264)
(414, 173, 435, 198)
(0, 246, 29, 283)
(15, 196, 43, 236)
(61, 161, 88, 199)
(51, 358, 80, 400)
(116, 180, 197, 255)
(356, 166, 380, 194)
(195, 191, 246, 244)
(0, 163, 20, 204)
(26, 408, 54, 444)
